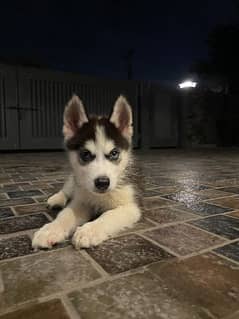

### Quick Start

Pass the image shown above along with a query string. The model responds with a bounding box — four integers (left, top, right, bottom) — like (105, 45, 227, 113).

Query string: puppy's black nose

(94, 176, 110, 191)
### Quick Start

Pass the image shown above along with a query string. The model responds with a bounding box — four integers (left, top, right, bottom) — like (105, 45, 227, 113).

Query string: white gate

(0, 65, 140, 150)
(0, 64, 19, 150)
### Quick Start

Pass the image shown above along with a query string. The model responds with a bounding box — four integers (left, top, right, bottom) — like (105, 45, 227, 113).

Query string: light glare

(179, 80, 197, 89)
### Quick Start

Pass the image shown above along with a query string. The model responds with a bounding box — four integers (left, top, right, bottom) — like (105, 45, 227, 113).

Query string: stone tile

(0, 235, 34, 261)
(0, 213, 49, 234)
(156, 186, 180, 195)
(40, 188, 58, 196)
(195, 189, 234, 199)
(143, 189, 162, 197)
(50, 182, 64, 188)
(208, 195, 239, 210)
(180, 184, 208, 191)
(178, 202, 232, 216)
(14, 204, 46, 215)
(209, 178, 239, 187)
(0, 208, 14, 219)
(86, 234, 173, 274)
(13, 177, 36, 182)
(150, 177, 175, 186)
(0, 186, 20, 193)
(0, 178, 11, 184)
(69, 270, 203, 319)
(190, 215, 239, 239)
(7, 190, 43, 199)
(0, 194, 7, 200)
(163, 191, 207, 205)
(144, 197, 176, 209)
(148, 253, 239, 318)
(0, 248, 100, 311)
(0, 299, 70, 319)
(0, 198, 35, 208)
(219, 186, 239, 194)
(224, 310, 239, 319)
(228, 210, 239, 218)
(34, 196, 47, 203)
(214, 241, 239, 263)
(143, 207, 198, 224)
(20, 184, 52, 191)
(144, 224, 225, 256)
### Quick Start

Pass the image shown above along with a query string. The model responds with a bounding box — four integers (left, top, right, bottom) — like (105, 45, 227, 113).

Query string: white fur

(47, 190, 67, 208)
(69, 124, 130, 193)
(63, 95, 88, 140)
(110, 95, 133, 139)
(32, 95, 140, 249)
(72, 203, 140, 248)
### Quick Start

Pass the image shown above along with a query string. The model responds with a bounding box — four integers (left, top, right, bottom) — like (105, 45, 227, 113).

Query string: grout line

(0, 271, 4, 293)
(211, 250, 239, 266)
(137, 232, 180, 257)
(186, 221, 233, 240)
(0, 263, 153, 317)
(79, 250, 110, 278)
(138, 216, 202, 230)
(174, 239, 239, 261)
(9, 206, 18, 216)
(0, 229, 35, 242)
(61, 295, 82, 319)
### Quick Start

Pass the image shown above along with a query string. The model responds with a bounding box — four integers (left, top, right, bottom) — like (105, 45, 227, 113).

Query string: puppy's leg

(32, 202, 91, 249)
(47, 175, 74, 209)
(72, 203, 141, 249)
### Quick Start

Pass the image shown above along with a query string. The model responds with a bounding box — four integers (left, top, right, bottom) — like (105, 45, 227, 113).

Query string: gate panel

(0, 64, 19, 150)
(18, 68, 139, 149)
(149, 85, 179, 148)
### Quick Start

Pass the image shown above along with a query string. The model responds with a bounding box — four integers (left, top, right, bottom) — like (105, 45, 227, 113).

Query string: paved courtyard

(0, 149, 239, 318)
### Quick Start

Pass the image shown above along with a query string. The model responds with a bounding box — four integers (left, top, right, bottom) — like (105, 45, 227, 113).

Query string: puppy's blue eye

(108, 148, 120, 161)
(79, 149, 95, 162)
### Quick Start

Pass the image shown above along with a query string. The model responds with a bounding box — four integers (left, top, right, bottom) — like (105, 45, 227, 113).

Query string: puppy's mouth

(93, 188, 110, 194)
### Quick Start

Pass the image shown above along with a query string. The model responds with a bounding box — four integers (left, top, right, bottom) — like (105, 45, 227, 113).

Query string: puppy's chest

(83, 185, 135, 213)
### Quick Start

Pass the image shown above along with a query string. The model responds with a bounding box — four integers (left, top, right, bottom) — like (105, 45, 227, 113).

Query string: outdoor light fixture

(179, 80, 197, 89)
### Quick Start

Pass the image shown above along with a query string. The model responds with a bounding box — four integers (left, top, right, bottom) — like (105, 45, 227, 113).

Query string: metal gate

(149, 84, 179, 148)
(0, 65, 139, 150)
(0, 64, 19, 150)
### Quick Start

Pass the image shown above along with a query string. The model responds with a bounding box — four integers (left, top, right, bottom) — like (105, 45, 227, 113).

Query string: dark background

(0, 0, 237, 85)
(1, 0, 239, 149)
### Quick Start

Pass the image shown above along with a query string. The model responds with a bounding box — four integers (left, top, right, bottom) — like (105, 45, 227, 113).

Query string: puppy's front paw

(32, 222, 67, 249)
(47, 191, 67, 209)
(72, 223, 108, 249)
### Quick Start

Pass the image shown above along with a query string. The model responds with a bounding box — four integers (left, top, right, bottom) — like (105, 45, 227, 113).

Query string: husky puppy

(32, 94, 141, 249)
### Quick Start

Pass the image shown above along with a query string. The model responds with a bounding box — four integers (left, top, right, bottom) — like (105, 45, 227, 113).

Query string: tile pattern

(0, 214, 49, 234)
(177, 202, 232, 216)
(0, 209, 14, 220)
(214, 241, 239, 262)
(0, 150, 239, 318)
(0, 235, 34, 261)
(0, 299, 70, 319)
(86, 234, 173, 274)
(190, 215, 239, 239)
(144, 224, 225, 255)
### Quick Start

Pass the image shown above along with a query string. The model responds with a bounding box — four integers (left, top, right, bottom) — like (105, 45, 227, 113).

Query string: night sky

(0, 0, 237, 85)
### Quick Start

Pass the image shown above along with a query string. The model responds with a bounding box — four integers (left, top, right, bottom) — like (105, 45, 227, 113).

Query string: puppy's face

(63, 95, 133, 194)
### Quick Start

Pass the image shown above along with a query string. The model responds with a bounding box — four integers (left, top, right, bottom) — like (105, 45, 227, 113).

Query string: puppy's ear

(110, 95, 133, 140)
(63, 95, 88, 139)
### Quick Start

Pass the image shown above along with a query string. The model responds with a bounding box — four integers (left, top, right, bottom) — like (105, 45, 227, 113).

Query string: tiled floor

(0, 150, 239, 318)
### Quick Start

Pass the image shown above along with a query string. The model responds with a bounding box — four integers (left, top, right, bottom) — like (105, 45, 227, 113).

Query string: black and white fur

(32, 95, 141, 249)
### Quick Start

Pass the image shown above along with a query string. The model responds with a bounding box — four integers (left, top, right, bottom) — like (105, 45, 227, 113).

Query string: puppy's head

(63, 94, 133, 194)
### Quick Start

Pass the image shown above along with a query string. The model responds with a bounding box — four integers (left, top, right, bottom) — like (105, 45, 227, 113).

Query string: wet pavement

(0, 149, 239, 318)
